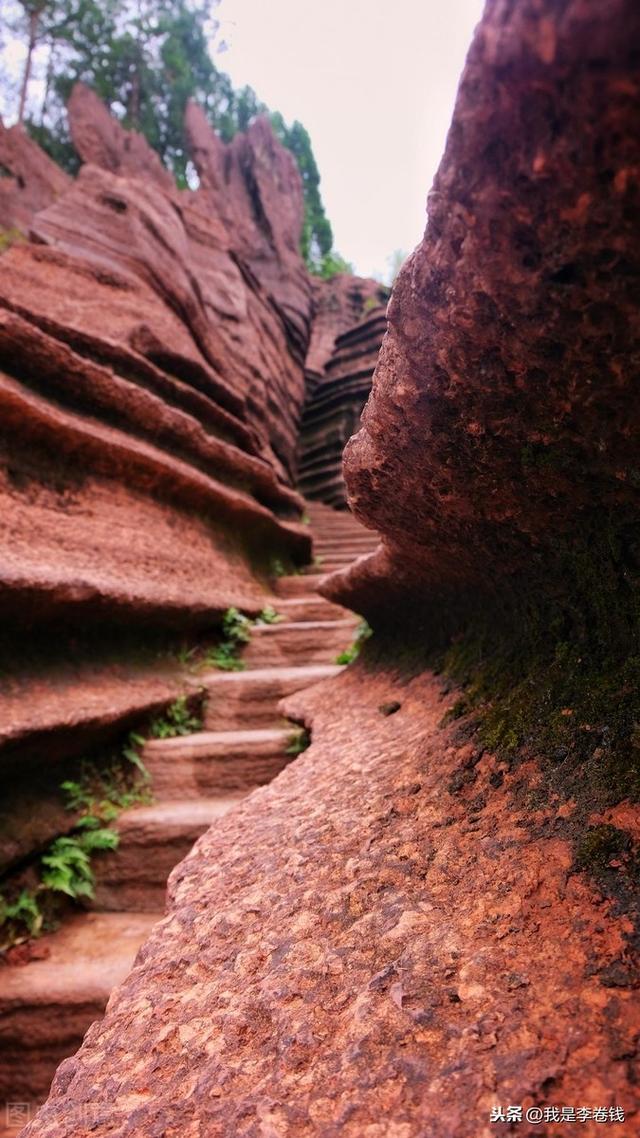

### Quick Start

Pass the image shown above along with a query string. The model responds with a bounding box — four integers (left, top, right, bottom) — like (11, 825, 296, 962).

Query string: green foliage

(41, 827, 118, 899)
(222, 606, 253, 644)
(269, 112, 334, 270)
(0, 890, 43, 948)
(149, 696, 201, 739)
(5, 0, 340, 266)
(176, 642, 197, 666)
(269, 558, 287, 579)
(285, 727, 311, 756)
(205, 643, 246, 671)
(256, 605, 283, 625)
(335, 620, 373, 666)
(0, 226, 25, 253)
(313, 250, 355, 280)
(122, 730, 149, 777)
(206, 606, 254, 671)
(0, 683, 203, 951)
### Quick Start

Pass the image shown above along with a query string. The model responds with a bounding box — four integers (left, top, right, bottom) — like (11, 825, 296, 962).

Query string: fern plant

(149, 697, 201, 739)
(41, 826, 118, 900)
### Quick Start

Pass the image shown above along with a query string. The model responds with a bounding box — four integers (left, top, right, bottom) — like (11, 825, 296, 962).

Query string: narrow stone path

(0, 502, 377, 1135)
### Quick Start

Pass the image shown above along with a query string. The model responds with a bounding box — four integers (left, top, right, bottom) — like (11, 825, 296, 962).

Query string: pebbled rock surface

(21, 664, 640, 1138)
(325, 0, 640, 624)
(298, 302, 387, 507)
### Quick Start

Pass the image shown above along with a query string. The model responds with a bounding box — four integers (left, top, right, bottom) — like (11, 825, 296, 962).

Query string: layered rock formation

(0, 87, 317, 640)
(325, 0, 640, 634)
(0, 88, 316, 878)
(17, 2, 640, 1135)
(298, 298, 387, 506)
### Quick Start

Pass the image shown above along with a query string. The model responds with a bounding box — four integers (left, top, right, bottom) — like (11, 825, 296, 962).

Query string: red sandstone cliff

(298, 297, 387, 507)
(324, 0, 640, 633)
(0, 87, 318, 879)
(9, 5, 640, 1132)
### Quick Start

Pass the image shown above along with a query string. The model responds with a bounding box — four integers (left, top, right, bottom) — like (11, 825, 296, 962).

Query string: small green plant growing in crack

(0, 687, 205, 953)
(256, 605, 283, 625)
(206, 606, 252, 671)
(149, 696, 202, 739)
(335, 620, 373, 665)
(285, 727, 311, 756)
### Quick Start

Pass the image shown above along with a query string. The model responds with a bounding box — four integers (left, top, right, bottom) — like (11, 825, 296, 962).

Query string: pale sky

(215, 0, 485, 279)
(1, 0, 485, 281)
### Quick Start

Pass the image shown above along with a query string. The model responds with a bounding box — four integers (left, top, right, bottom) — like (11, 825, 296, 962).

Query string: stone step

(312, 546, 374, 556)
(313, 536, 378, 549)
(274, 574, 328, 597)
(274, 595, 352, 622)
(309, 555, 368, 571)
(243, 620, 357, 667)
(197, 664, 342, 730)
(92, 797, 246, 912)
(309, 526, 372, 539)
(0, 912, 158, 1105)
(142, 727, 294, 797)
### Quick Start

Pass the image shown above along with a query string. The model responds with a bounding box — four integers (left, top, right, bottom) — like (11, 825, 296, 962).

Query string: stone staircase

(0, 502, 378, 1135)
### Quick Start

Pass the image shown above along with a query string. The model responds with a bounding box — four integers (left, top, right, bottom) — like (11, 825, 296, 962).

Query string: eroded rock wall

(298, 300, 387, 507)
(0, 86, 315, 872)
(13, 3, 640, 1134)
(324, 0, 640, 634)
(0, 86, 313, 635)
(0, 119, 71, 233)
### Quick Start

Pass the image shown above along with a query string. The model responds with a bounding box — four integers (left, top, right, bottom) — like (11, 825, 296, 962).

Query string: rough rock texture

(298, 303, 387, 507)
(20, 665, 640, 1138)
(185, 100, 313, 374)
(0, 119, 70, 233)
(325, 0, 640, 627)
(0, 91, 314, 646)
(0, 88, 318, 911)
(303, 275, 386, 387)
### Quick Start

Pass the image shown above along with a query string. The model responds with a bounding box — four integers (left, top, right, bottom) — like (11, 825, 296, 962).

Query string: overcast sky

(215, 0, 485, 280)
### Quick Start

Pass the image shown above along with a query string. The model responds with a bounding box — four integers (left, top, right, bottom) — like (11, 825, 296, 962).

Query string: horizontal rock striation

(0, 84, 313, 647)
(298, 302, 387, 507)
(324, 0, 640, 634)
(0, 89, 316, 882)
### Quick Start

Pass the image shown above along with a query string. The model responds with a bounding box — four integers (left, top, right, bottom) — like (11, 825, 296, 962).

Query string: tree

(270, 112, 334, 271)
(2, 0, 343, 270)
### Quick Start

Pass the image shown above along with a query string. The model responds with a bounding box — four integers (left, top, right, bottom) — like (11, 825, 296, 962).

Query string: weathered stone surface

(20, 665, 640, 1137)
(298, 303, 387, 507)
(0, 120, 70, 233)
(67, 84, 174, 191)
(304, 274, 386, 384)
(185, 102, 312, 364)
(0, 88, 315, 973)
(0, 913, 156, 1104)
(325, 0, 640, 626)
(0, 92, 313, 656)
